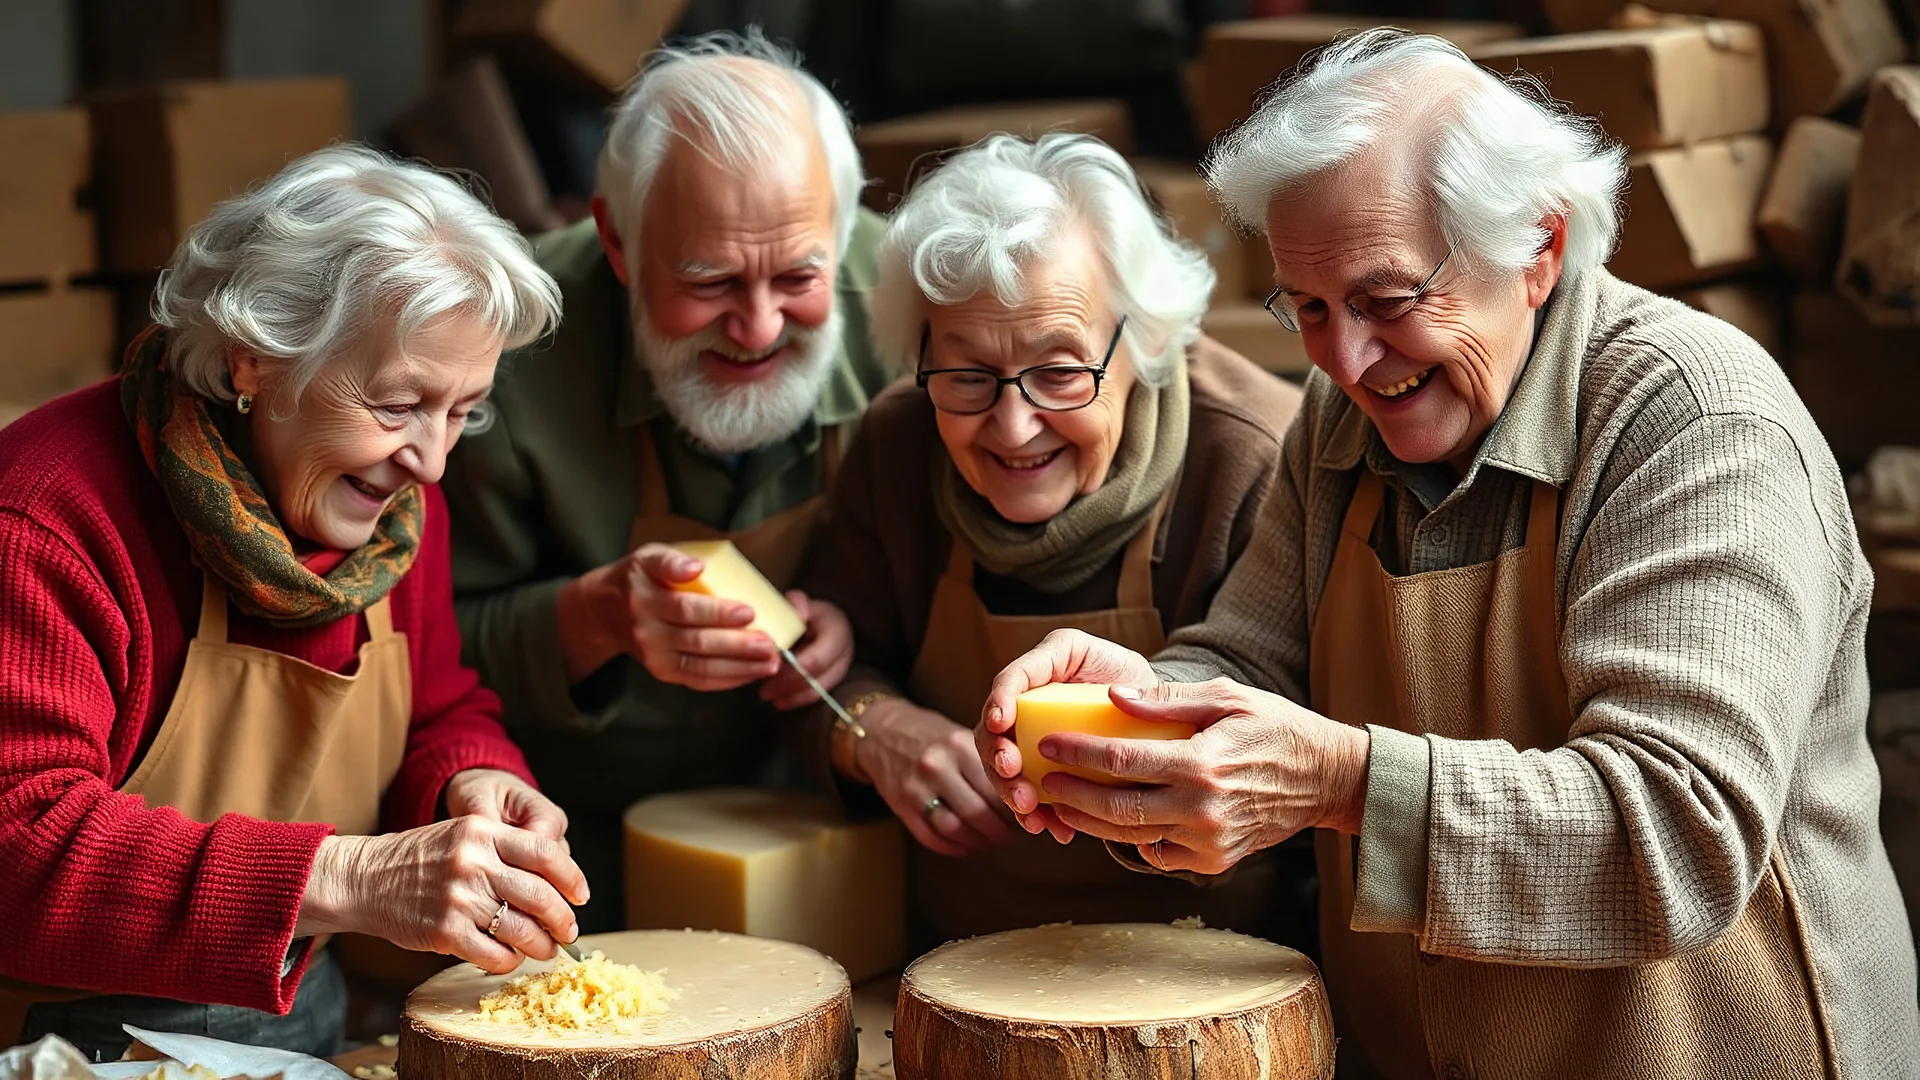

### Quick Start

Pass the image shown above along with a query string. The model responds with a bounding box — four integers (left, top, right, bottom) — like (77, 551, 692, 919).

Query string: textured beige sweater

(1155, 269, 1920, 1077)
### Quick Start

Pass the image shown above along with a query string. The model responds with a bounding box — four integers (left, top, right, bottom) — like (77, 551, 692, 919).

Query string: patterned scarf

(120, 327, 424, 629)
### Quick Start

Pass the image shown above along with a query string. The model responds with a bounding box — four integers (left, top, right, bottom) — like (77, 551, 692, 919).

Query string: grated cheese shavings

(477, 951, 679, 1032)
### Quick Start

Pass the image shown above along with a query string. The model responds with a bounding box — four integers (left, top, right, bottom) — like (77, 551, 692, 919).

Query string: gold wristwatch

(830, 691, 895, 785)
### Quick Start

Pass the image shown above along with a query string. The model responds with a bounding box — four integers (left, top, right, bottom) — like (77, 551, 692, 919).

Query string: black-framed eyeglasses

(915, 315, 1128, 416)
(1264, 247, 1454, 332)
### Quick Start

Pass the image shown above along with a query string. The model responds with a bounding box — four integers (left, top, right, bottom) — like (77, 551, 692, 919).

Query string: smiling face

(925, 233, 1136, 524)
(231, 313, 502, 551)
(592, 86, 843, 453)
(1266, 148, 1562, 472)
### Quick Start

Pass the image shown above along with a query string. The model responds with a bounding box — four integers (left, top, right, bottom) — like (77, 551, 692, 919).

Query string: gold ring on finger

(486, 899, 509, 938)
(921, 796, 944, 823)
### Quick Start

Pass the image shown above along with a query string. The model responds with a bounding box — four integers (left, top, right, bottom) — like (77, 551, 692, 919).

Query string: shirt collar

(1313, 269, 1595, 494)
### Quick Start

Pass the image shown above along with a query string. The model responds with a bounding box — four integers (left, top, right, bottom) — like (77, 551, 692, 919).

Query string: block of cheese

(1837, 67, 1920, 328)
(1014, 683, 1197, 803)
(623, 788, 906, 984)
(668, 540, 806, 650)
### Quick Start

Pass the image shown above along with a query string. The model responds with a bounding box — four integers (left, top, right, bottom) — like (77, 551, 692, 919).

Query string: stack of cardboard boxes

(0, 79, 348, 430)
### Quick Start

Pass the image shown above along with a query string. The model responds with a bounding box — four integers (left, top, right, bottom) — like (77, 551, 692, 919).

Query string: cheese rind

(668, 540, 807, 649)
(624, 788, 906, 983)
(1014, 683, 1196, 804)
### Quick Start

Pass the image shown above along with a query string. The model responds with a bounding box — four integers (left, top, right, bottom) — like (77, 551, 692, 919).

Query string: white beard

(632, 293, 843, 456)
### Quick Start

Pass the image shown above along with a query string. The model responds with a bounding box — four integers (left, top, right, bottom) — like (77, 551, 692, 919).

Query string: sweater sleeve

(0, 510, 327, 1012)
(381, 485, 537, 832)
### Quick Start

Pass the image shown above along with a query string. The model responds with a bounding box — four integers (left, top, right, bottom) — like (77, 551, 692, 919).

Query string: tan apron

(1, 571, 412, 1046)
(904, 493, 1285, 945)
(1309, 469, 1833, 1080)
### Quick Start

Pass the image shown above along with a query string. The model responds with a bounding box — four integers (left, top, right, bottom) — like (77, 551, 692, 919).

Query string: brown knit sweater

(797, 338, 1303, 782)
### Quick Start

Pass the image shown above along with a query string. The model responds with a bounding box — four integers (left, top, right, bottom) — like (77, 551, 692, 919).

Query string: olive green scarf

(935, 353, 1190, 594)
(120, 327, 424, 629)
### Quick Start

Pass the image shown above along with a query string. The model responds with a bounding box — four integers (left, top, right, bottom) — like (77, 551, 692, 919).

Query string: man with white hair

(977, 28, 1919, 1078)
(443, 31, 886, 931)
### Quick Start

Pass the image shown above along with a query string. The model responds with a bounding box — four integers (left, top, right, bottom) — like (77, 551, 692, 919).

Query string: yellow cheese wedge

(668, 539, 806, 650)
(623, 788, 907, 983)
(1015, 683, 1197, 804)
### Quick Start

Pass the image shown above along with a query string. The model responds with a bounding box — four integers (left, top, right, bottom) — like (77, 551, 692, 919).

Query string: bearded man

(444, 32, 886, 931)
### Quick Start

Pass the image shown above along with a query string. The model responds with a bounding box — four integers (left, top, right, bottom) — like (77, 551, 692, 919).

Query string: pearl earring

(236, 394, 254, 415)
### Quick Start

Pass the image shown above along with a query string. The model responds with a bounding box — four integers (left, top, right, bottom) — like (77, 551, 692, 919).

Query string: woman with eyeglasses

(797, 132, 1304, 947)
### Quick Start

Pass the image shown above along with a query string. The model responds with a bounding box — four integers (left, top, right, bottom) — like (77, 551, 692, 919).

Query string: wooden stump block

(401, 930, 855, 1080)
(893, 923, 1332, 1080)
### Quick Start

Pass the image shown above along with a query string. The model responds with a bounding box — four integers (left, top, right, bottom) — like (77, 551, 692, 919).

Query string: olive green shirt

(442, 209, 890, 809)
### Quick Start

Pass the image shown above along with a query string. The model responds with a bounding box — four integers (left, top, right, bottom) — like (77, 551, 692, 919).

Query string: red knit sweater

(0, 381, 535, 1014)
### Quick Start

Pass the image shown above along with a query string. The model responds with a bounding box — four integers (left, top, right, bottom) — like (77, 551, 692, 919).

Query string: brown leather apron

(1309, 468, 1832, 1080)
(1, 571, 412, 1046)
(904, 493, 1284, 945)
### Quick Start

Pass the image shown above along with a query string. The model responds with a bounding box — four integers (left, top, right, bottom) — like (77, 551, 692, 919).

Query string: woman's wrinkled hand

(555, 543, 781, 690)
(974, 629, 1160, 845)
(1031, 678, 1372, 876)
(758, 593, 854, 710)
(858, 699, 1013, 857)
(296, 816, 591, 974)
(443, 768, 568, 842)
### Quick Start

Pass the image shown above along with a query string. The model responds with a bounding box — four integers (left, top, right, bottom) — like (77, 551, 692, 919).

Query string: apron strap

(1115, 489, 1172, 611)
(199, 572, 229, 645)
(363, 597, 396, 641)
(1341, 469, 1387, 542)
(636, 422, 671, 519)
(942, 532, 975, 585)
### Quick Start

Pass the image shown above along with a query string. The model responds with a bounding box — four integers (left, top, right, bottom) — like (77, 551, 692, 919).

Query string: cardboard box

(0, 109, 96, 287)
(1670, 279, 1789, 357)
(1607, 0, 1906, 122)
(1837, 67, 1920, 328)
(0, 287, 118, 409)
(89, 78, 350, 274)
(1609, 135, 1773, 290)
(386, 57, 564, 236)
(455, 0, 688, 96)
(1467, 23, 1768, 150)
(1194, 16, 1524, 140)
(1132, 159, 1245, 302)
(855, 101, 1135, 210)
(1758, 117, 1862, 282)
(1202, 302, 1311, 378)
(1790, 290, 1920, 470)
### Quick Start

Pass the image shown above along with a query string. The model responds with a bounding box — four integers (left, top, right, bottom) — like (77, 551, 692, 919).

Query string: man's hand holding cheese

(555, 543, 852, 703)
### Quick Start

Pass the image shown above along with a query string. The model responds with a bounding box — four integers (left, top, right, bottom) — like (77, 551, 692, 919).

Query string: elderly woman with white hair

(980, 29, 1919, 1078)
(801, 133, 1303, 945)
(0, 146, 582, 1059)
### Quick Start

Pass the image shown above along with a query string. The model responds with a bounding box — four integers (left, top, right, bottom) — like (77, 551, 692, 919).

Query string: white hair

(870, 133, 1216, 389)
(595, 29, 864, 264)
(154, 143, 561, 429)
(1206, 28, 1627, 276)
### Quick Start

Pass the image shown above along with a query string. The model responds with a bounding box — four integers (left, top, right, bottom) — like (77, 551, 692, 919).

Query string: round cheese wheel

(894, 922, 1332, 1079)
(401, 929, 853, 1079)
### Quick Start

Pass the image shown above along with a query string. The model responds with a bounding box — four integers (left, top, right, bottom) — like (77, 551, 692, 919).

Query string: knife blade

(779, 646, 863, 736)
(559, 938, 585, 963)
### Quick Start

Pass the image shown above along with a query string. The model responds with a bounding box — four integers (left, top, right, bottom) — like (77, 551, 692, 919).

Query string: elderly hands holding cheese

(0, 147, 586, 1060)
(797, 133, 1302, 943)
(978, 30, 1918, 1080)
